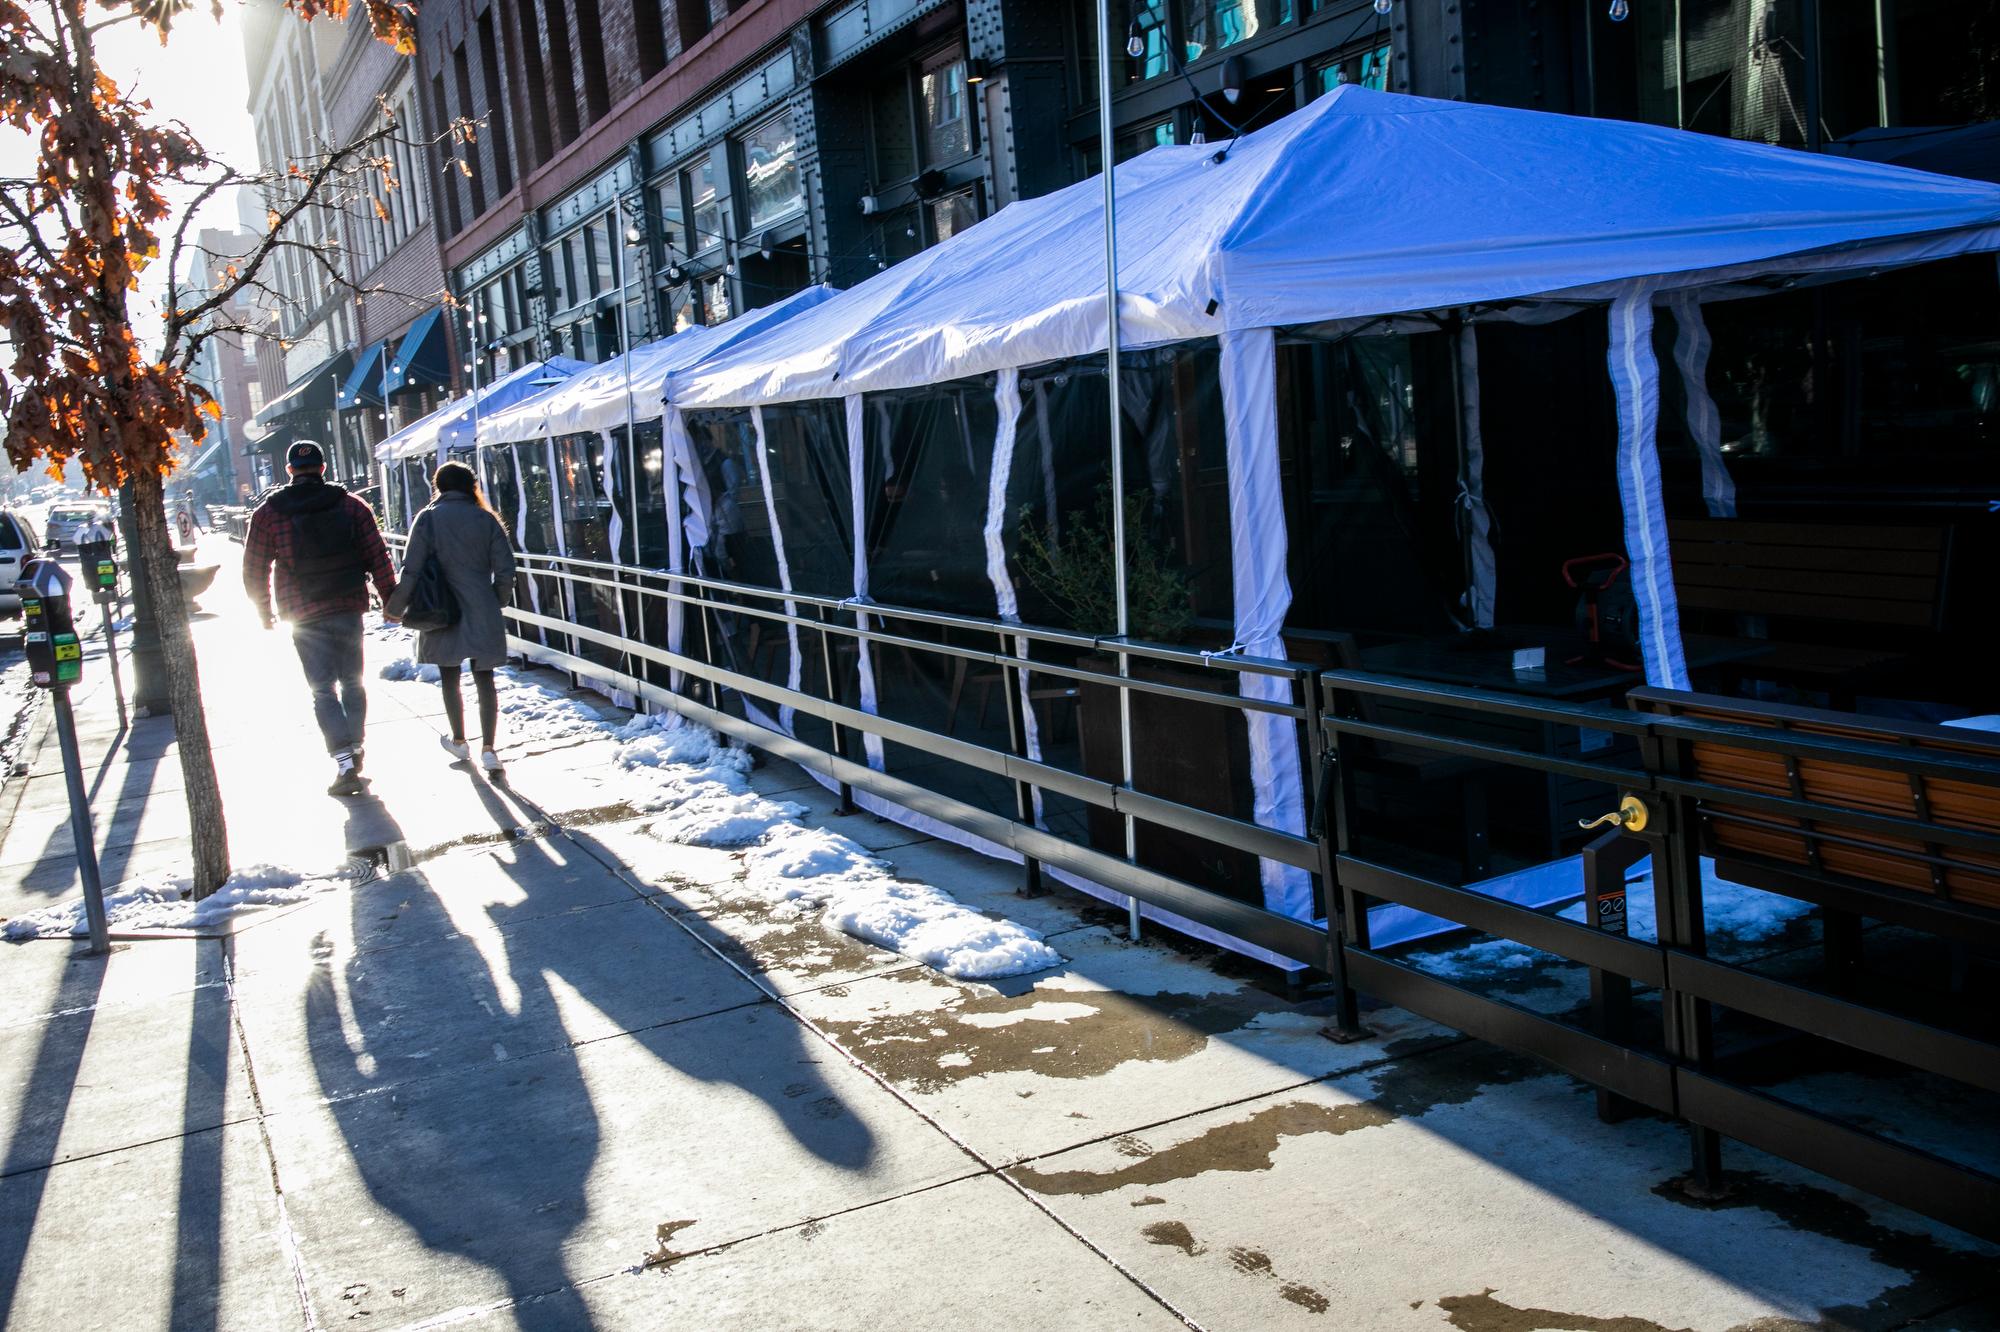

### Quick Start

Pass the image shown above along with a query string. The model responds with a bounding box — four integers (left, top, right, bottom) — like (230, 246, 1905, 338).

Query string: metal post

(1582, 826, 1645, 1122)
(52, 688, 110, 955)
(1308, 673, 1366, 1039)
(1094, 0, 1139, 942)
(97, 592, 127, 730)
(1648, 729, 1725, 1195)
(1001, 629, 1045, 897)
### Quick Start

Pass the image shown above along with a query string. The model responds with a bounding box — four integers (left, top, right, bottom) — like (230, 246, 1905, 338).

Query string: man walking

(243, 441, 396, 795)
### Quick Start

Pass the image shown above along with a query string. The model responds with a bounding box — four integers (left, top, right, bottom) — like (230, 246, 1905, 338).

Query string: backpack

(280, 483, 364, 603)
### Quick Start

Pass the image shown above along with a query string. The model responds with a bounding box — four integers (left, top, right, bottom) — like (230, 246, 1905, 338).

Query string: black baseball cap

(287, 440, 326, 471)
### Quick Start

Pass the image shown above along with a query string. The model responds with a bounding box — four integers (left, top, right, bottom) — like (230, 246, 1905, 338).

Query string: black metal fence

(415, 544, 1998, 1243)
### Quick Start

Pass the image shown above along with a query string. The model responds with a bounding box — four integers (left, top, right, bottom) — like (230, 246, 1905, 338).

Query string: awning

(336, 342, 388, 409)
(252, 349, 352, 427)
(243, 425, 294, 457)
(376, 358, 590, 462)
(383, 309, 452, 393)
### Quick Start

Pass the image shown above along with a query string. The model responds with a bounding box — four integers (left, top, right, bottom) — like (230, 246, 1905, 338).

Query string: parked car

(1, 507, 42, 610)
(42, 501, 112, 552)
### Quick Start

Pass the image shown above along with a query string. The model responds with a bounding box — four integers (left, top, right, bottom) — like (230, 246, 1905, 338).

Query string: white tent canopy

(647, 87, 2000, 948)
(667, 85, 2000, 412)
(377, 357, 589, 463)
(475, 285, 837, 447)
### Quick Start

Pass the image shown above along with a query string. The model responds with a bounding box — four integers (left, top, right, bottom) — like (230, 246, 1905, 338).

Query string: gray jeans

(292, 612, 366, 756)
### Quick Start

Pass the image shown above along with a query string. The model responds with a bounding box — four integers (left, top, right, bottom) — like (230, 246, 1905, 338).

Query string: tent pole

(1095, 0, 1139, 943)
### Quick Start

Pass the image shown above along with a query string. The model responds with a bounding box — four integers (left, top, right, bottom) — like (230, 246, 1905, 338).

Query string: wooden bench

(1669, 519, 1951, 698)
(1629, 687, 2000, 968)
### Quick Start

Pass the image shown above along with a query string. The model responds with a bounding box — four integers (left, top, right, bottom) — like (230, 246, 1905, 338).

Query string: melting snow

(602, 716, 1062, 979)
(2, 863, 358, 940)
(372, 648, 1063, 981)
(1419, 857, 1814, 980)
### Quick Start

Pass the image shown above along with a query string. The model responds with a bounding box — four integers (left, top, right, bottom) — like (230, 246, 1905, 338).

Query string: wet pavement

(1, 538, 1995, 1330)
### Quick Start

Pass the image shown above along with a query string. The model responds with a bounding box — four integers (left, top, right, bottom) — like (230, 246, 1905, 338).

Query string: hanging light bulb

(1373, 0, 1391, 14)
(1220, 55, 1244, 105)
(1608, 0, 1628, 17)
(1125, 20, 1144, 60)
(724, 259, 737, 276)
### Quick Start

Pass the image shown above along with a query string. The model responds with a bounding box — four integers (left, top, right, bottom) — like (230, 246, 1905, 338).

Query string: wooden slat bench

(1629, 687, 2000, 962)
(1669, 519, 1952, 697)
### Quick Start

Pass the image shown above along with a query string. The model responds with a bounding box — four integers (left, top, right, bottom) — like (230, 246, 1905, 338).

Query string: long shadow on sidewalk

(0, 951, 108, 1327)
(298, 767, 875, 1330)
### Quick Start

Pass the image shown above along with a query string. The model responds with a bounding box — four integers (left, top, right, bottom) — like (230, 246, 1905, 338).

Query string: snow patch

(608, 714, 1060, 980)
(2, 862, 358, 940)
(1419, 856, 1814, 981)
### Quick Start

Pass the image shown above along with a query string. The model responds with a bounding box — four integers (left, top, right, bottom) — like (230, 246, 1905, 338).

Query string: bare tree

(1, 0, 471, 896)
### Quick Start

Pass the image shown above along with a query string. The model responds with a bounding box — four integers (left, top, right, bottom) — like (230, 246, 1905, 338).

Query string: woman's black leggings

(439, 666, 499, 746)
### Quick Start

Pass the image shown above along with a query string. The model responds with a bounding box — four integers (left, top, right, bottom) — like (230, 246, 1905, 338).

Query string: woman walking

(387, 461, 516, 773)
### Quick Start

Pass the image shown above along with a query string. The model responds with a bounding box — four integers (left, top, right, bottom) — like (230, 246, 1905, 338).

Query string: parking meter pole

(51, 689, 110, 954)
(99, 596, 128, 729)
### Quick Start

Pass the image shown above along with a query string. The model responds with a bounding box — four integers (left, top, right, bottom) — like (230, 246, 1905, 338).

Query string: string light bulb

(1373, 0, 1391, 14)
(1608, 0, 1628, 17)
(1125, 20, 1144, 60)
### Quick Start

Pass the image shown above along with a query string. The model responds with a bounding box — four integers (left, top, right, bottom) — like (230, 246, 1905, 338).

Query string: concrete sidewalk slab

(1004, 1042, 1997, 1331)
(0, 948, 250, 1169)
(258, 1003, 977, 1328)
(0, 937, 223, 1025)
(233, 887, 765, 1110)
(468, 1174, 1184, 1331)
(228, 841, 657, 977)
(793, 925, 1447, 1164)
(0, 1121, 307, 1332)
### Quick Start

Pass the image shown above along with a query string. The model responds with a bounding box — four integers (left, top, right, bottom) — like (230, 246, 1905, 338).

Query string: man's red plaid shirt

(243, 487, 397, 625)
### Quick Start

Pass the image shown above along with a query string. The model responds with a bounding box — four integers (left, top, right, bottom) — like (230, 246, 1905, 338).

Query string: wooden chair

(1669, 519, 1952, 701)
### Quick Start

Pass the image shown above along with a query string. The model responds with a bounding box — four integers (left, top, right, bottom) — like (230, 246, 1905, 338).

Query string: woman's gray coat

(387, 491, 516, 670)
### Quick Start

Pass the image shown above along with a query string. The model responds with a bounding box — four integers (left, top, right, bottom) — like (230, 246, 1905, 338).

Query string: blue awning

(336, 342, 388, 409)
(384, 308, 452, 393)
(251, 348, 351, 427)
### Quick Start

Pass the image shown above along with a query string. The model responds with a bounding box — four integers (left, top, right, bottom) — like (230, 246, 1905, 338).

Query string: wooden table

(1357, 627, 1767, 703)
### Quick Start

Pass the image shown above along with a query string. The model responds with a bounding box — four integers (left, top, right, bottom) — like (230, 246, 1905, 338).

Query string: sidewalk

(1, 539, 1994, 1331)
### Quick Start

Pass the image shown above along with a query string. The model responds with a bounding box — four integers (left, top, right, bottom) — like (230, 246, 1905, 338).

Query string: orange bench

(1629, 688, 2000, 955)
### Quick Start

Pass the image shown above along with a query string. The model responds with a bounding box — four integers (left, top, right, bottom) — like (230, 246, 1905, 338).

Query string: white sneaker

(480, 749, 503, 773)
(440, 736, 470, 761)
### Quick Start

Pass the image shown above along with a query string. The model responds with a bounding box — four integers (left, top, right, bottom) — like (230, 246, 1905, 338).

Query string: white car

(42, 502, 112, 552)
(1, 507, 42, 610)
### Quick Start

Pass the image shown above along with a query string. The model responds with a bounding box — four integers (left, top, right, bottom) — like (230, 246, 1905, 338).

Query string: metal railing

(387, 537, 2000, 1242)
(501, 548, 1341, 971)
(1318, 669, 2000, 1242)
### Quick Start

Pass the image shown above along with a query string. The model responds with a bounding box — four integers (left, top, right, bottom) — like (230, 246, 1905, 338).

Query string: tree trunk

(126, 468, 232, 896)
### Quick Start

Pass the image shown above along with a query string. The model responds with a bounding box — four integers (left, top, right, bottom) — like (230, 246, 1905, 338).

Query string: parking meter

(19, 556, 110, 952)
(19, 559, 82, 688)
(77, 536, 118, 598)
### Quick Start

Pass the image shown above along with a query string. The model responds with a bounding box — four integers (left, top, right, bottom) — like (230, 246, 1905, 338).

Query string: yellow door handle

(1579, 795, 1650, 833)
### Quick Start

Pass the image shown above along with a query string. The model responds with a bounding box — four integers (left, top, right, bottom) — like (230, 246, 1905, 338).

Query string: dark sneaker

(328, 751, 365, 797)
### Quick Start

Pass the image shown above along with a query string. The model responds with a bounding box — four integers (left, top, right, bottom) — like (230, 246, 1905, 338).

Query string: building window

(921, 54, 970, 164)
(1182, 0, 1258, 63)
(590, 215, 618, 298)
(656, 179, 687, 259)
(1314, 41, 1390, 96)
(740, 114, 804, 232)
(685, 159, 723, 252)
(930, 189, 978, 242)
(700, 271, 731, 324)
(1623, 0, 1999, 150)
